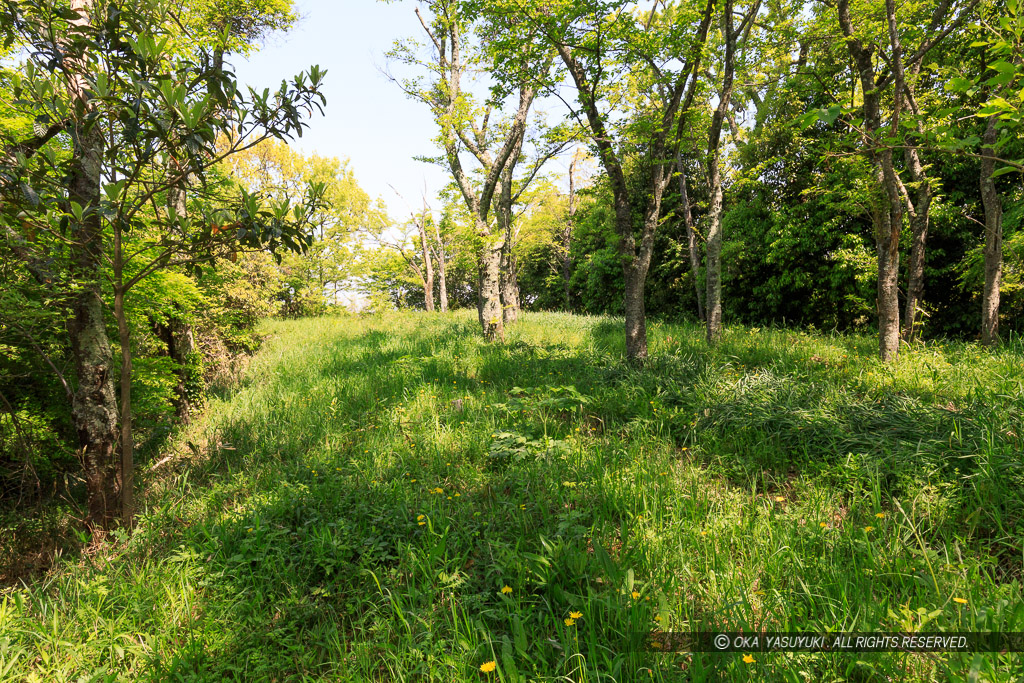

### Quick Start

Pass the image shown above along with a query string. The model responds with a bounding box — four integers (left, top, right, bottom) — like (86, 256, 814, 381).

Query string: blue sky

(232, 0, 452, 220)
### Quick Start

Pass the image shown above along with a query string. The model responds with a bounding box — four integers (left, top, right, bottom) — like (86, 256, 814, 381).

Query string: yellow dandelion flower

(742, 654, 755, 664)
(454, 493, 461, 497)
(570, 611, 582, 619)
(875, 512, 886, 519)
(631, 591, 641, 599)
(819, 522, 828, 528)
(774, 496, 785, 502)
(501, 585, 512, 594)
(417, 514, 425, 521)
(564, 617, 576, 626)
(863, 526, 874, 532)
(953, 597, 968, 604)
(480, 660, 497, 673)
(418, 521, 425, 526)
(433, 487, 444, 494)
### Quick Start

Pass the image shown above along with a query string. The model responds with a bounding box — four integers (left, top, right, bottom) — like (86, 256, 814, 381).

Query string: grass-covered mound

(1, 312, 1022, 681)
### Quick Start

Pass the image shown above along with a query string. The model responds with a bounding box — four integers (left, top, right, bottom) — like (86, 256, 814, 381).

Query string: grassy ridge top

(1, 312, 1022, 681)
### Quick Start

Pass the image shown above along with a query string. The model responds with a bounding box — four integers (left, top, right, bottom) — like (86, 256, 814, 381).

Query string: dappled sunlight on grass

(1, 312, 1021, 681)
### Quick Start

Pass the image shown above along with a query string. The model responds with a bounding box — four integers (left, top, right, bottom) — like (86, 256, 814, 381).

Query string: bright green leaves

(795, 104, 849, 130)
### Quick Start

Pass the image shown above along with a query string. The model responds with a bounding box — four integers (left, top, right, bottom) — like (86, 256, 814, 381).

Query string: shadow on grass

(12, 314, 1021, 680)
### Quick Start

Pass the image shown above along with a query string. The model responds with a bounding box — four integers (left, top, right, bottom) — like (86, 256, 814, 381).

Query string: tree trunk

(678, 152, 705, 322)
(704, 173, 724, 344)
(877, 156, 903, 362)
(500, 238, 520, 325)
(432, 222, 449, 313)
(900, 146, 931, 342)
(563, 153, 579, 310)
(704, 0, 736, 345)
(67, 0, 120, 527)
(980, 115, 1003, 346)
(624, 263, 648, 360)
(501, 241, 520, 325)
(113, 283, 134, 522)
(480, 229, 504, 341)
(838, 0, 904, 362)
(416, 212, 435, 312)
(169, 314, 197, 422)
(614, 191, 655, 361)
(497, 162, 520, 325)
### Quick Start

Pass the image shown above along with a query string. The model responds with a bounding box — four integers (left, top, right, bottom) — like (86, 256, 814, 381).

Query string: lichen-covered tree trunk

(704, 174, 724, 343)
(980, 116, 1003, 346)
(623, 263, 648, 360)
(479, 228, 504, 341)
(497, 163, 520, 325)
(877, 157, 904, 362)
(67, 0, 121, 527)
(500, 245, 520, 325)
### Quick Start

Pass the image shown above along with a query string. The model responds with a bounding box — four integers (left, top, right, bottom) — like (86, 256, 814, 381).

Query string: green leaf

(990, 165, 1020, 178)
(946, 77, 974, 93)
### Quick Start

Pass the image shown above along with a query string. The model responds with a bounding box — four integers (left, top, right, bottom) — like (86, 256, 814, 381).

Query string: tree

(833, 0, 980, 360)
(0, 0, 326, 526)
(496, 0, 714, 359)
(222, 140, 373, 314)
(388, 0, 554, 340)
(966, 0, 1024, 344)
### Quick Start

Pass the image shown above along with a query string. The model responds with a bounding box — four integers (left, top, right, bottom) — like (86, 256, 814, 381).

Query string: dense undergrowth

(1, 311, 1022, 681)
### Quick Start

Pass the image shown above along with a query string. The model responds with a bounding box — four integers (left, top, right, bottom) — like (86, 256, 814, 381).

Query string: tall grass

(0, 311, 1021, 681)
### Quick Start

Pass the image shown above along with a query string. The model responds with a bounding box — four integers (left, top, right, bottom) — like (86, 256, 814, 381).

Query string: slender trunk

(432, 222, 449, 313)
(901, 146, 931, 342)
(886, 0, 930, 343)
(613, 194, 650, 360)
(416, 213, 435, 312)
(563, 154, 579, 310)
(678, 152, 705, 322)
(704, 0, 736, 345)
(67, 0, 120, 527)
(838, 0, 902, 361)
(113, 283, 133, 522)
(980, 116, 1003, 346)
(705, 170, 724, 343)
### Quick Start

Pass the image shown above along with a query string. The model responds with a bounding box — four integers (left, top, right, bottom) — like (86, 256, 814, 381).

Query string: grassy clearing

(1, 311, 1022, 682)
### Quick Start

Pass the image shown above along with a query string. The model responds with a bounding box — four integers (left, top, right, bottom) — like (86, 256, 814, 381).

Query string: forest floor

(1, 311, 1022, 682)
